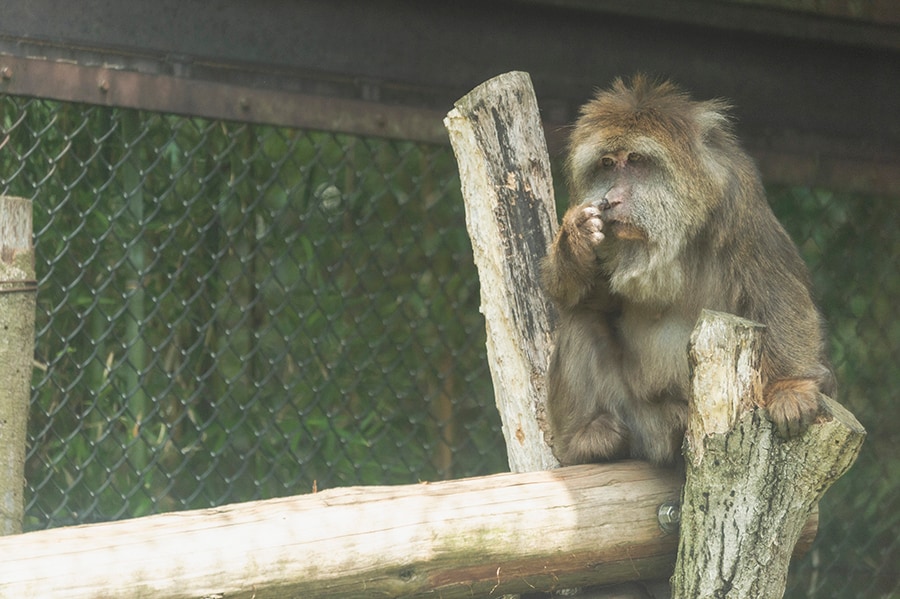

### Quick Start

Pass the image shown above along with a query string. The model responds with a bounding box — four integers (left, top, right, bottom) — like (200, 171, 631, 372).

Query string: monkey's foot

(557, 413, 630, 465)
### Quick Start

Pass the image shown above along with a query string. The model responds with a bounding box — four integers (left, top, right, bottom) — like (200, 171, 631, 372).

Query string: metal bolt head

(658, 500, 681, 534)
(0, 66, 12, 80)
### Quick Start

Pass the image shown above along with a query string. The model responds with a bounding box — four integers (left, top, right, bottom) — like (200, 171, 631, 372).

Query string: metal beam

(1, 0, 898, 194)
(519, 0, 900, 50)
(0, 51, 449, 145)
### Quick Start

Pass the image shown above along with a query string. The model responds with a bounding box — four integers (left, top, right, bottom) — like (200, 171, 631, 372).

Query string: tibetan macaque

(542, 75, 833, 466)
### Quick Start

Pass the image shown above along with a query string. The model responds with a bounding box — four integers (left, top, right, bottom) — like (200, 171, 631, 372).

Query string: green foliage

(1, 98, 505, 528)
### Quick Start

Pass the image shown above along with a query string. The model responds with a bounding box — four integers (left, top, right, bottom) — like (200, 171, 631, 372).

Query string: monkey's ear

(692, 101, 739, 197)
(694, 100, 734, 144)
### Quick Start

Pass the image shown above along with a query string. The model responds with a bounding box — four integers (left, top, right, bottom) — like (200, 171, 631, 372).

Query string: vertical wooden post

(672, 310, 865, 598)
(444, 71, 560, 472)
(0, 195, 36, 535)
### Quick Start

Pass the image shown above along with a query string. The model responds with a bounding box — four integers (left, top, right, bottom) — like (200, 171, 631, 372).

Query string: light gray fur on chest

(617, 307, 695, 402)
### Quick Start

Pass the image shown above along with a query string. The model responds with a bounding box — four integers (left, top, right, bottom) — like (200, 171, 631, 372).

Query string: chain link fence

(1, 95, 897, 598)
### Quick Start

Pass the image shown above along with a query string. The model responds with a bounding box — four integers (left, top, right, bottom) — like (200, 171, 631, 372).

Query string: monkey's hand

(541, 204, 608, 308)
(764, 379, 822, 439)
(560, 203, 605, 259)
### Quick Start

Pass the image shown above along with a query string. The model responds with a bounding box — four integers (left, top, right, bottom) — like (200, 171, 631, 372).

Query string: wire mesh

(1, 97, 505, 527)
(1, 95, 897, 598)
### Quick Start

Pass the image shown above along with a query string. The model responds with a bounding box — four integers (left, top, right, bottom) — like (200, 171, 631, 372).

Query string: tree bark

(0, 463, 683, 599)
(0, 195, 35, 536)
(671, 310, 865, 598)
(444, 71, 560, 472)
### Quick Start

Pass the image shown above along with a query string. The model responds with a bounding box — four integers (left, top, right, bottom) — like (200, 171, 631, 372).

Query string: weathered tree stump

(672, 310, 865, 598)
(444, 71, 560, 472)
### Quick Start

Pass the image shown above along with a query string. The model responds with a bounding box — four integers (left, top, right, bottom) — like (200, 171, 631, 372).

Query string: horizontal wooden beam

(0, 52, 449, 145)
(2, 49, 897, 197)
(0, 462, 819, 598)
(0, 463, 681, 598)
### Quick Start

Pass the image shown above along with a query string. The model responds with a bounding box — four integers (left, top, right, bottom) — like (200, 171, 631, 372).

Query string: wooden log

(444, 71, 560, 472)
(0, 463, 682, 599)
(671, 310, 866, 598)
(0, 195, 36, 536)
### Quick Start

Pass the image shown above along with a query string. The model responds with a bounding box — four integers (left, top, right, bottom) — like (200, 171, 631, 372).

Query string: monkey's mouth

(604, 219, 646, 241)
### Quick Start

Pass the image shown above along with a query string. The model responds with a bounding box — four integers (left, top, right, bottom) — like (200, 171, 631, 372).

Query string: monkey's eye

(600, 156, 616, 168)
(628, 152, 644, 163)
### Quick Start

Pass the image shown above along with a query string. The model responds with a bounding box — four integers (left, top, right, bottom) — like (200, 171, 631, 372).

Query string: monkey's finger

(774, 415, 801, 439)
(583, 217, 605, 245)
(562, 205, 598, 230)
(768, 395, 818, 439)
(575, 205, 602, 223)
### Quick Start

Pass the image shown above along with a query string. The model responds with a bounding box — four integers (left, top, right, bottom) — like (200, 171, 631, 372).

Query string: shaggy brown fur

(542, 75, 833, 466)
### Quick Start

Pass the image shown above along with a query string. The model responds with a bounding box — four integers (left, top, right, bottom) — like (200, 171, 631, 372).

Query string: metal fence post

(0, 195, 35, 535)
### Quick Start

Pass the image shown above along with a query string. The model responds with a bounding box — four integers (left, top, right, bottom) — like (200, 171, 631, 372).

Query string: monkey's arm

(541, 204, 614, 310)
(543, 205, 630, 465)
(547, 311, 631, 465)
(758, 295, 831, 438)
(740, 229, 832, 438)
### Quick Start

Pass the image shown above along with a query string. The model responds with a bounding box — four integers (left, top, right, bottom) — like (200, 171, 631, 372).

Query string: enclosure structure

(0, 75, 853, 595)
(0, 1, 898, 597)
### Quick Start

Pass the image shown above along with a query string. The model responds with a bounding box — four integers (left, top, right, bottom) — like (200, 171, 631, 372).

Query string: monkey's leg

(557, 409, 630, 465)
(547, 313, 631, 465)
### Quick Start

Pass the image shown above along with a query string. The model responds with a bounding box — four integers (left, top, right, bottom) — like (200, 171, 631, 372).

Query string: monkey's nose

(600, 187, 625, 211)
(599, 196, 623, 211)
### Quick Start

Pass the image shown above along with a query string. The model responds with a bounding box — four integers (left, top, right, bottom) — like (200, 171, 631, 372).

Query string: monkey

(541, 74, 834, 467)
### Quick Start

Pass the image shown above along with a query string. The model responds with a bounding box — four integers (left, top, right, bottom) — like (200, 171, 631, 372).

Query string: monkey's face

(566, 76, 735, 255)
(568, 139, 690, 248)
(589, 149, 654, 241)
